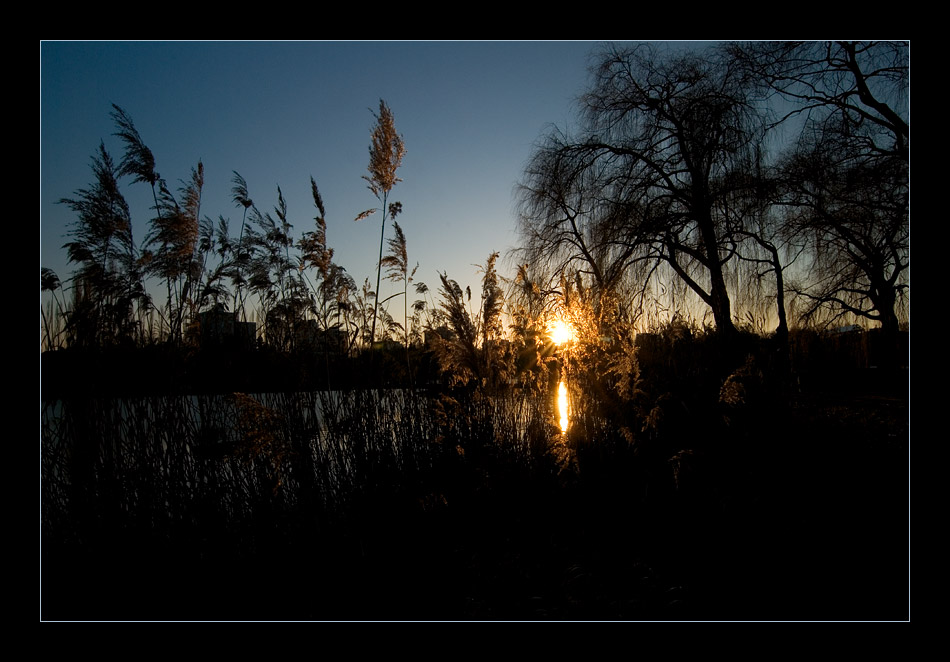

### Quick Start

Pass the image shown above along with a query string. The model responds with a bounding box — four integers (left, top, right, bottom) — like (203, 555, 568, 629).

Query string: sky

(40, 40, 616, 322)
(41, 41, 737, 334)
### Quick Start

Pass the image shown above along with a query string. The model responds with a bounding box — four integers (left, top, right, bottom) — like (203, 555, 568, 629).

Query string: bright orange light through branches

(550, 318, 574, 346)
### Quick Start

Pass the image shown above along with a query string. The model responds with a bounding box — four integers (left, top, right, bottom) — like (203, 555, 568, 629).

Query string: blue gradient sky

(39, 40, 650, 320)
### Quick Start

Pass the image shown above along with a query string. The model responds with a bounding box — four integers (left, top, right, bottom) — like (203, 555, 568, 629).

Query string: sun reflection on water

(557, 380, 569, 434)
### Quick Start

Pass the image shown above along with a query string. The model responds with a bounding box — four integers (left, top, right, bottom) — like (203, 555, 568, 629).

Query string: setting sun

(550, 318, 574, 346)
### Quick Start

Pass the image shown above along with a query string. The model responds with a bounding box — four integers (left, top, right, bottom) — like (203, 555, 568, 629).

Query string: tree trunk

(872, 286, 903, 371)
(696, 202, 736, 339)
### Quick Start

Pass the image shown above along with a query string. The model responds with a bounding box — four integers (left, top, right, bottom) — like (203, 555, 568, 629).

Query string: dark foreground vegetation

(41, 328, 908, 622)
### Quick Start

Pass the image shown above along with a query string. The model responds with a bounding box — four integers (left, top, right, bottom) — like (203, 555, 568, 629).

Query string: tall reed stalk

(356, 100, 406, 347)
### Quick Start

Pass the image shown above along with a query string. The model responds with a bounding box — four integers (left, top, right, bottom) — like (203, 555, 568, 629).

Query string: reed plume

(356, 99, 406, 346)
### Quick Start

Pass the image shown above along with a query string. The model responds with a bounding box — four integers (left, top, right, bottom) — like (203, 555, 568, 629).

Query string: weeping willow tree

(517, 43, 770, 340)
(726, 41, 909, 337)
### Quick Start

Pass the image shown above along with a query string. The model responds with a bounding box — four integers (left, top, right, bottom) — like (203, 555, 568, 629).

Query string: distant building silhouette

(294, 319, 347, 353)
(197, 304, 257, 348)
(832, 324, 863, 334)
(371, 338, 404, 353)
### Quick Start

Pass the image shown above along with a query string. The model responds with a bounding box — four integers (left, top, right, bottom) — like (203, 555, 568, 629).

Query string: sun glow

(550, 318, 574, 346)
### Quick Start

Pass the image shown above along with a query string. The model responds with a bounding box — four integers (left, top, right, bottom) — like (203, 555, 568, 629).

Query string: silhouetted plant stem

(356, 100, 406, 350)
(231, 172, 254, 323)
(372, 189, 388, 347)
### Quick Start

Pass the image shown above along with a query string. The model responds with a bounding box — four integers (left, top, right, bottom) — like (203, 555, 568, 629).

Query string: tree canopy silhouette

(518, 43, 766, 337)
(518, 41, 909, 346)
(730, 41, 909, 338)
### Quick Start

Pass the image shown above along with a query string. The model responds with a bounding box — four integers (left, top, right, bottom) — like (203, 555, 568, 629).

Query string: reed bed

(40, 385, 574, 619)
